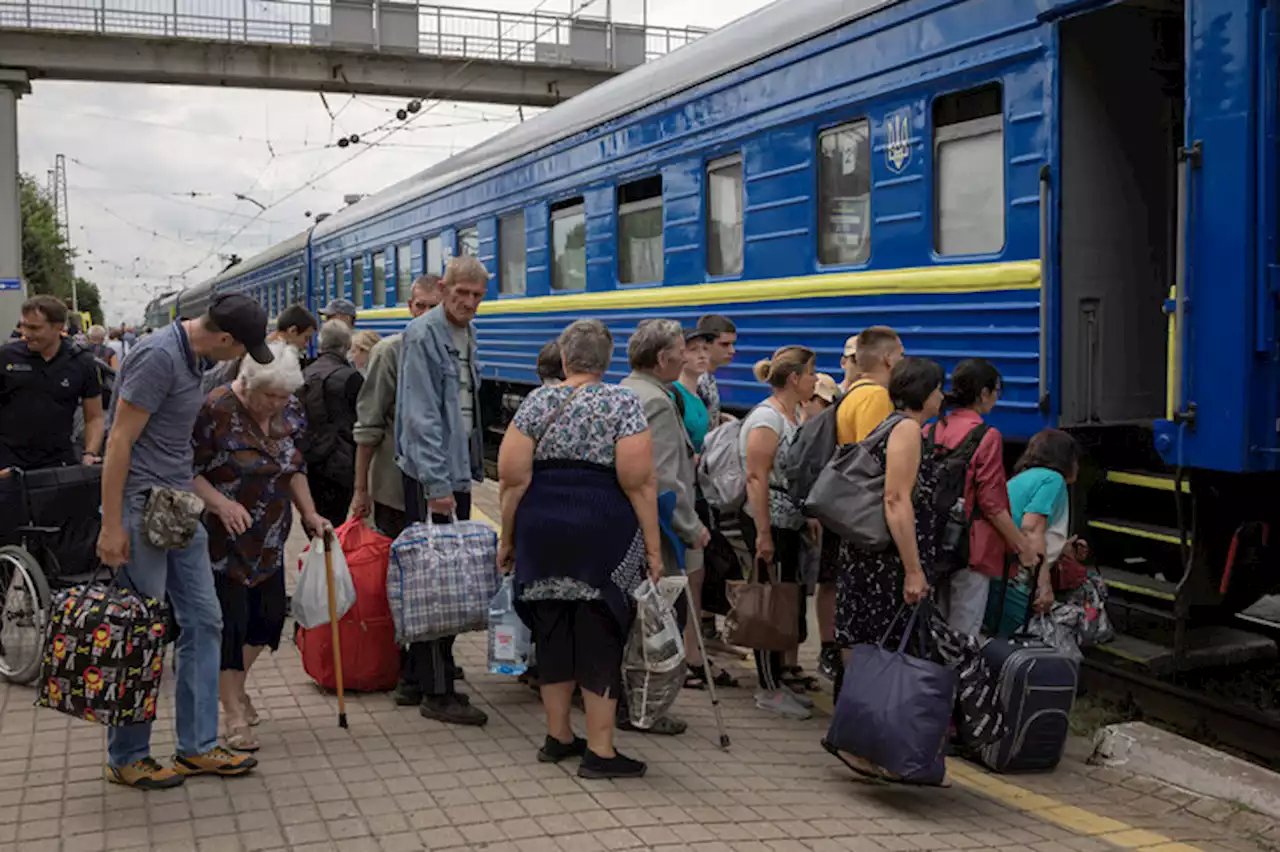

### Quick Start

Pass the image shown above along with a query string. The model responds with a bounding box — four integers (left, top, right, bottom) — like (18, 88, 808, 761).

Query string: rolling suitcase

(976, 570, 1078, 773)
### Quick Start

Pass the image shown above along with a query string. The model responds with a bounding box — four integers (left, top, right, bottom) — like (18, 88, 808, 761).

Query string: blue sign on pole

(0, 278, 20, 292)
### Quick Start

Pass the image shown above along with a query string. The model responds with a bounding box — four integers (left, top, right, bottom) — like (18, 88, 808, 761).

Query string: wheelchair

(0, 465, 104, 684)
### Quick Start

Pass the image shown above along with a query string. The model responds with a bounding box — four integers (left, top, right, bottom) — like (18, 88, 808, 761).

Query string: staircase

(1083, 468, 1276, 674)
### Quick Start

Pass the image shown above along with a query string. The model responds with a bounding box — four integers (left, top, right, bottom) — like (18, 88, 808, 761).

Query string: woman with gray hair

(622, 321, 736, 702)
(193, 341, 332, 752)
(301, 319, 363, 526)
(498, 318, 662, 779)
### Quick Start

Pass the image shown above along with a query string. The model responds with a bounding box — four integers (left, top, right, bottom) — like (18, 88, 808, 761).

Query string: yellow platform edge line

(471, 506, 500, 533)
(807, 685, 1199, 851)
(359, 259, 1040, 320)
(1105, 470, 1190, 494)
(1088, 520, 1184, 547)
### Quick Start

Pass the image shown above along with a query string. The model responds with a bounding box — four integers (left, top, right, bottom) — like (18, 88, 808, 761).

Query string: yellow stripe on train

(357, 259, 1041, 320)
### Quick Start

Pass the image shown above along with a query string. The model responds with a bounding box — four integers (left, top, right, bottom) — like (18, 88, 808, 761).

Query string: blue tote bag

(824, 602, 958, 785)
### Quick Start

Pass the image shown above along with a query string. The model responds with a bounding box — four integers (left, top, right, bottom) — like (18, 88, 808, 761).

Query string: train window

(618, 176, 663, 284)
(291, 274, 300, 306)
(425, 235, 443, 276)
(499, 211, 527, 295)
(933, 83, 1004, 255)
(551, 197, 586, 292)
(818, 119, 872, 266)
(351, 256, 365, 306)
(706, 155, 744, 277)
(458, 226, 479, 259)
(324, 265, 335, 305)
(373, 249, 388, 307)
(394, 243, 411, 303)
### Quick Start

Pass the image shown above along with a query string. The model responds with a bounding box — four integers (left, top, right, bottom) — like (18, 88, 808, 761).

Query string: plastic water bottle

(487, 576, 531, 676)
(940, 497, 966, 553)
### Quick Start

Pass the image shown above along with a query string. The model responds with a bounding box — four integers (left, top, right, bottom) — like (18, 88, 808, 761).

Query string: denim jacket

(394, 305, 484, 500)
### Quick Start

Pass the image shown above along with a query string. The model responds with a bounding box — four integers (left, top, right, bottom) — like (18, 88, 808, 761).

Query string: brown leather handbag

(724, 558, 801, 651)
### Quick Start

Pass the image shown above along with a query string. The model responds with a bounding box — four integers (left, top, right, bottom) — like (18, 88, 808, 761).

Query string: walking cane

(322, 529, 348, 729)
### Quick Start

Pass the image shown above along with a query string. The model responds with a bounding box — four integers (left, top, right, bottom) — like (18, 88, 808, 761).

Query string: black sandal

(821, 740, 887, 783)
(781, 666, 819, 692)
(683, 663, 740, 690)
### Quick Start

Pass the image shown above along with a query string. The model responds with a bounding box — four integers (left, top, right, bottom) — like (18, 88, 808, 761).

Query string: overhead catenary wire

(173, 0, 600, 282)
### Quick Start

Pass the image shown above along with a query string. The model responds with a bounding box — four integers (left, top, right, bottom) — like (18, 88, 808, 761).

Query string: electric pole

(52, 154, 75, 311)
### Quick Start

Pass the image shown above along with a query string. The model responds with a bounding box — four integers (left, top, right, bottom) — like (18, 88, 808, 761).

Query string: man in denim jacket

(395, 256, 488, 726)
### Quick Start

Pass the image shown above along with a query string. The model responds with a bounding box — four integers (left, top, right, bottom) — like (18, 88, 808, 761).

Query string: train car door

(1055, 0, 1184, 428)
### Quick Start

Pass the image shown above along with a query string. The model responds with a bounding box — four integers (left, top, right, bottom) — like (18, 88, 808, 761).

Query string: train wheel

(0, 545, 51, 684)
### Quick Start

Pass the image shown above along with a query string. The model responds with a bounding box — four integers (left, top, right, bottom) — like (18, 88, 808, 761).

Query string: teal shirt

(673, 381, 709, 453)
(1007, 467, 1068, 528)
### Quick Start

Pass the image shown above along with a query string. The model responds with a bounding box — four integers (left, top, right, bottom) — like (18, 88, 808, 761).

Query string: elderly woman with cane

(193, 341, 332, 751)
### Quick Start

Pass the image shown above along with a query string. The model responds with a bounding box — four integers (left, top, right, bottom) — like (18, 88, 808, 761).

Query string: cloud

(15, 0, 771, 323)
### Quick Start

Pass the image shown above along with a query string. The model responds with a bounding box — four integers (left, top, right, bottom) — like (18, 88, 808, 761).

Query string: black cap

(208, 293, 273, 364)
(684, 327, 717, 344)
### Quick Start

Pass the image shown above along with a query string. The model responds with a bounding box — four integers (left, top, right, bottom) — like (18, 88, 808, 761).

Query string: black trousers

(396, 475, 471, 699)
(312, 476, 353, 530)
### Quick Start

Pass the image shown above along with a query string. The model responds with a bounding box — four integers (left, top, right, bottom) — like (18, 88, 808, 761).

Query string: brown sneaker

(173, 745, 258, 777)
(106, 757, 186, 790)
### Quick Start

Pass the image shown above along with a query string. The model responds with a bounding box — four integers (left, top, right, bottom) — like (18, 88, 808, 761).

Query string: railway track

(1079, 653, 1280, 770)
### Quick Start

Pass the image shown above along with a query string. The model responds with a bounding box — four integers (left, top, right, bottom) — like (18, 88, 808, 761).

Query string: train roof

(202, 228, 312, 290)
(311, 0, 894, 241)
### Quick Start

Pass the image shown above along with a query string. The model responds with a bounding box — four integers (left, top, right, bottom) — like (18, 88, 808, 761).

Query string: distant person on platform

(301, 320, 364, 527)
(395, 258, 488, 727)
(322, 298, 358, 330)
(202, 304, 317, 394)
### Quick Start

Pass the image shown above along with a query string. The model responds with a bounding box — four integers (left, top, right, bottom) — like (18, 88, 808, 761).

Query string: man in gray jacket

(350, 274, 443, 707)
(621, 319, 709, 736)
(394, 257, 488, 726)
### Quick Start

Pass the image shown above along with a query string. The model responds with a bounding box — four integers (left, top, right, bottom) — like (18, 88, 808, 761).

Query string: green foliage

(18, 174, 104, 325)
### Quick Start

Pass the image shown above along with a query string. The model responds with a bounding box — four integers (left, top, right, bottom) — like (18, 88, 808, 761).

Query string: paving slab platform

(0, 481, 1272, 852)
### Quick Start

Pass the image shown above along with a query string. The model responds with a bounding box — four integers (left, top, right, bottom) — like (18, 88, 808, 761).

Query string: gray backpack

(697, 417, 747, 513)
(802, 413, 906, 550)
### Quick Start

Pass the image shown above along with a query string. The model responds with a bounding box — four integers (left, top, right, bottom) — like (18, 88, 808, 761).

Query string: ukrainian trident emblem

(885, 108, 913, 174)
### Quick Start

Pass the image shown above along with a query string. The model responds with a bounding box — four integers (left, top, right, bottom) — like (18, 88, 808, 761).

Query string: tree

(18, 174, 104, 325)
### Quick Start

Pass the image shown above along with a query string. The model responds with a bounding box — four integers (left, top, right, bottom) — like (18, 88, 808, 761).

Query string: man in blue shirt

(97, 293, 272, 789)
(395, 256, 488, 726)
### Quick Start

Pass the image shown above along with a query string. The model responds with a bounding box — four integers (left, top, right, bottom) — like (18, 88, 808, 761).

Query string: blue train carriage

(307, 0, 1279, 671)
(193, 230, 313, 326)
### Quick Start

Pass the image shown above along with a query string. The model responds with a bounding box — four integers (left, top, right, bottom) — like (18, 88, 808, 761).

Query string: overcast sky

(16, 0, 774, 324)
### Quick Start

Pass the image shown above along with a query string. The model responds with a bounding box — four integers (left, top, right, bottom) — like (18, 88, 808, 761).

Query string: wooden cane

(322, 529, 348, 728)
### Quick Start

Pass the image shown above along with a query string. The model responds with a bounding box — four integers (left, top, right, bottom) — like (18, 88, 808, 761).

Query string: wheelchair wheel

(0, 545, 52, 684)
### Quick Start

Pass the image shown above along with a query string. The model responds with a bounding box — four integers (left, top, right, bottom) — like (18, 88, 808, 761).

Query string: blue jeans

(107, 492, 223, 768)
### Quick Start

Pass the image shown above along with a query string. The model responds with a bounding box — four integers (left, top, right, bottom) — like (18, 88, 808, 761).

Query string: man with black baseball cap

(96, 292, 269, 790)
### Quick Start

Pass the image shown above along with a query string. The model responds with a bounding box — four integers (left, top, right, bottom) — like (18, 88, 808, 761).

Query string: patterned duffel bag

(388, 514, 499, 644)
(36, 579, 169, 727)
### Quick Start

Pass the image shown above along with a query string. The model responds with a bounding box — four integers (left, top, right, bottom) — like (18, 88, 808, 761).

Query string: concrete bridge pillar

(0, 69, 30, 338)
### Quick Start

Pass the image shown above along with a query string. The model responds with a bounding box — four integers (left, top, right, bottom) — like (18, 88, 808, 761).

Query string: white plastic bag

(487, 575, 532, 676)
(293, 536, 356, 629)
(623, 576, 687, 729)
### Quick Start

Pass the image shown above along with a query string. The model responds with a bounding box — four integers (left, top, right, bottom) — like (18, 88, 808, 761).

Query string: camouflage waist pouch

(141, 487, 205, 550)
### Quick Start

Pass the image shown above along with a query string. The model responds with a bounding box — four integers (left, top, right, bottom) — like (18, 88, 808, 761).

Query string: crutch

(684, 555, 730, 749)
(322, 529, 348, 729)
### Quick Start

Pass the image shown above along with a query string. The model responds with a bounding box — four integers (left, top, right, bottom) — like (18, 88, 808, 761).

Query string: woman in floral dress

(498, 319, 664, 780)
(193, 341, 331, 751)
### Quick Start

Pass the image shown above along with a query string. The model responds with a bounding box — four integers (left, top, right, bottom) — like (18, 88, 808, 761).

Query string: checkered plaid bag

(388, 515, 499, 643)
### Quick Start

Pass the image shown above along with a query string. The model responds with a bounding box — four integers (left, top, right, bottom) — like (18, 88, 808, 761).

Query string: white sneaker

(781, 684, 815, 709)
(754, 689, 812, 720)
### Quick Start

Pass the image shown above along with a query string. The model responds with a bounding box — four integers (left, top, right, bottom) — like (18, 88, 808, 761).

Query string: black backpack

(925, 421, 992, 579)
(781, 383, 858, 504)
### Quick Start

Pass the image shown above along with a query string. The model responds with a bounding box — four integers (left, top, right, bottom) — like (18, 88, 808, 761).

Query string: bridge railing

(0, 0, 708, 67)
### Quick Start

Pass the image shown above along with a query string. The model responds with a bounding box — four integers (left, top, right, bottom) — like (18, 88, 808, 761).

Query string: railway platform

(0, 481, 1274, 852)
